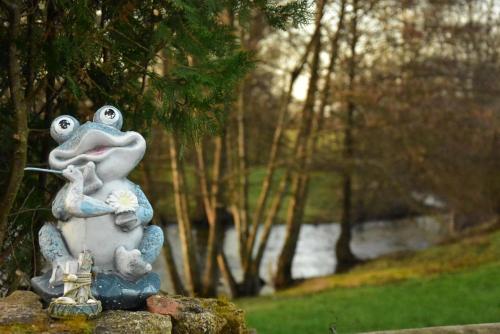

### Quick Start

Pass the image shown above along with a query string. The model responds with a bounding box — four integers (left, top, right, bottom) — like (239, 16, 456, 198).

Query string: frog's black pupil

(104, 109, 116, 119)
(59, 119, 70, 129)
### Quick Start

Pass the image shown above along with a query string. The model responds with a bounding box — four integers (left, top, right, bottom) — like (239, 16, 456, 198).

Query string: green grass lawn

(239, 264, 500, 334)
(237, 228, 500, 334)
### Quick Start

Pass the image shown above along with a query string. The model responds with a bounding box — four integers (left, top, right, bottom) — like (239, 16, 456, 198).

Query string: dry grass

(281, 225, 500, 296)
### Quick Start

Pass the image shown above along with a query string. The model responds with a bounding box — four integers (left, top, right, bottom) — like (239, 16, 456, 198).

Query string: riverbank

(237, 226, 500, 334)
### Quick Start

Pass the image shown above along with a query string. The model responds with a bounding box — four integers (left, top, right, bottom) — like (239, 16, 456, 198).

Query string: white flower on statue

(106, 190, 139, 214)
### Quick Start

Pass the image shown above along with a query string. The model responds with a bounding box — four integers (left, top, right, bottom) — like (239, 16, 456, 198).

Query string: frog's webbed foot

(114, 246, 152, 281)
(49, 261, 64, 286)
(38, 223, 73, 287)
(49, 257, 73, 287)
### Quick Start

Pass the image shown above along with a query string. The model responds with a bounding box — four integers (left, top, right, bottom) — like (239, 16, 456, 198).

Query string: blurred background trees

(1, 0, 500, 298)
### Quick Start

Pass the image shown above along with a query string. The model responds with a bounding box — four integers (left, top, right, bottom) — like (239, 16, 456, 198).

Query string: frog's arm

(52, 183, 114, 220)
(52, 185, 72, 221)
(132, 183, 153, 226)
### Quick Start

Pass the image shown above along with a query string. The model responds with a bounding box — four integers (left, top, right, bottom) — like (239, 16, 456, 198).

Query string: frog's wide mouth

(49, 129, 145, 170)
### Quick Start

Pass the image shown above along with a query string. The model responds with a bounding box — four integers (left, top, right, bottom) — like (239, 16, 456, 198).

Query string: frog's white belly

(59, 214, 143, 272)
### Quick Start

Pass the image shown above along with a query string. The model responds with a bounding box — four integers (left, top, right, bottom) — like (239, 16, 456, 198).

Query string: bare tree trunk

(142, 158, 186, 295)
(0, 1, 28, 249)
(168, 134, 200, 295)
(216, 252, 237, 297)
(197, 137, 224, 296)
(247, 171, 291, 292)
(236, 85, 250, 267)
(336, 0, 360, 273)
(274, 0, 326, 289)
(162, 230, 187, 295)
(245, 14, 325, 264)
(241, 1, 333, 295)
(296, 0, 348, 231)
(25, 0, 39, 275)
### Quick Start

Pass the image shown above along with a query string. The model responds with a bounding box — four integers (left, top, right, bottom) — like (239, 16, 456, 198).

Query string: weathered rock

(147, 294, 183, 317)
(0, 290, 49, 326)
(0, 291, 249, 334)
(94, 310, 172, 334)
(147, 294, 247, 334)
(0, 291, 172, 334)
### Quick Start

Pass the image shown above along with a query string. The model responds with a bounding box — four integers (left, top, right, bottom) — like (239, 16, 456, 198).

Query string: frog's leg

(114, 225, 164, 281)
(39, 223, 73, 286)
(139, 225, 164, 264)
(114, 182, 162, 281)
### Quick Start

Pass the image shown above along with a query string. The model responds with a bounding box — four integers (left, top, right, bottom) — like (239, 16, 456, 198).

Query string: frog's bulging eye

(94, 105, 123, 130)
(50, 115, 80, 143)
(104, 109, 116, 119)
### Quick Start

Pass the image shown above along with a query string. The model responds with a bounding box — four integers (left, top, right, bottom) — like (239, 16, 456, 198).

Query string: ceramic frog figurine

(33, 106, 163, 309)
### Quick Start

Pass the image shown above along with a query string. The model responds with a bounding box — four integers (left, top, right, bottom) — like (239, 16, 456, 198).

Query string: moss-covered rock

(94, 310, 172, 334)
(0, 290, 49, 326)
(147, 294, 248, 334)
(0, 291, 171, 334)
(0, 290, 94, 333)
(0, 291, 248, 334)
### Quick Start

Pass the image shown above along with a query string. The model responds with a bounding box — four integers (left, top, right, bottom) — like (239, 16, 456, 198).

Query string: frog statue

(31, 105, 164, 310)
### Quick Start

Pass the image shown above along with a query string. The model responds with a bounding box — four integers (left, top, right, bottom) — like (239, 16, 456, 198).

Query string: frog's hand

(115, 211, 141, 232)
(67, 195, 115, 218)
(52, 185, 72, 221)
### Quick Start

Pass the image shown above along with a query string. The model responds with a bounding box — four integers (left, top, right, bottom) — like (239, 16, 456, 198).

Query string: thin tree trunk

(26, 0, 41, 276)
(336, 0, 360, 273)
(39, 0, 56, 194)
(162, 231, 187, 295)
(0, 1, 29, 249)
(241, 1, 331, 295)
(252, 171, 290, 278)
(295, 0, 348, 275)
(236, 85, 249, 267)
(196, 142, 215, 225)
(168, 133, 199, 295)
(198, 137, 223, 296)
(275, 0, 326, 289)
(217, 252, 238, 297)
(245, 16, 325, 264)
(142, 158, 186, 295)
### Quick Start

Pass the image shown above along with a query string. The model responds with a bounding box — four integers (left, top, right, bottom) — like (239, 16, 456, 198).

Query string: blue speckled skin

(39, 223, 71, 262)
(80, 200, 111, 216)
(52, 184, 71, 221)
(139, 225, 164, 264)
(130, 182, 154, 226)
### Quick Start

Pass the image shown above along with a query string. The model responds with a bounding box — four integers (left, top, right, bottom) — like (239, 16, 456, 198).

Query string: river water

(153, 215, 451, 293)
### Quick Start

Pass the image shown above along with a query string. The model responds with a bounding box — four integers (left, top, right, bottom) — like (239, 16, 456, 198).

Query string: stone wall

(0, 290, 248, 334)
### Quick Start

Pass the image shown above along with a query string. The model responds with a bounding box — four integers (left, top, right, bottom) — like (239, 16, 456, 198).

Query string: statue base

(48, 300, 102, 319)
(31, 271, 160, 310)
